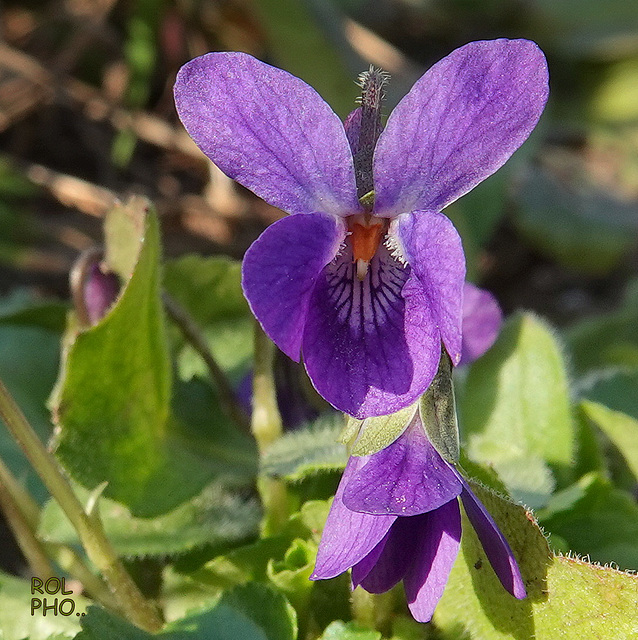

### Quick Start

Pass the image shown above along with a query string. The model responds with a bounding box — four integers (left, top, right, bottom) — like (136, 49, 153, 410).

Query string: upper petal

(342, 416, 462, 515)
(459, 479, 526, 599)
(397, 212, 466, 364)
(174, 52, 360, 217)
(302, 241, 442, 417)
(460, 282, 502, 366)
(242, 212, 345, 361)
(404, 500, 462, 623)
(311, 455, 396, 580)
(373, 39, 549, 216)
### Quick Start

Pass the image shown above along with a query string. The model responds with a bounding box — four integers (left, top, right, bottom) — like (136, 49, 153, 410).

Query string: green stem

(251, 322, 283, 452)
(0, 456, 118, 609)
(0, 480, 55, 579)
(252, 322, 288, 535)
(162, 291, 251, 433)
(351, 588, 395, 635)
(0, 378, 162, 632)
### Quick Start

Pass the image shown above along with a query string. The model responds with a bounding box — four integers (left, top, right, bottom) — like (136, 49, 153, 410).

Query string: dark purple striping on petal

(302, 238, 443, 417)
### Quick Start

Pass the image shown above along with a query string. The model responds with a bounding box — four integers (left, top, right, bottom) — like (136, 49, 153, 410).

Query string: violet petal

(353, 516, 417, 593)
(460, 282, 503, 366)
(373, 39, 549, 217)
(302, 242, 441, 417)
(403, 500, 462, 623)
(311, 455, 397, 580)
(459, 480, 526, 599)
(398, 212, 466, 365)
(242, 212, 345, 360)
(174, 52, 360, 217)
(343, 418, 462, 515)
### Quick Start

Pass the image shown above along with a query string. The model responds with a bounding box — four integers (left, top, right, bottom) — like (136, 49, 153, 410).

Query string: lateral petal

(398, 212, 466, 365)
(242, 212, 345, 361)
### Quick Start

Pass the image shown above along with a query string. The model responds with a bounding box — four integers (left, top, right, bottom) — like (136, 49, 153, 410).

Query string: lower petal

(343, 417, 462, 516)
(311, 455, 396, 580)
(459, 480, 526, 599)
(398, 212, 465, 365)
(242, 212, 345, 361)
(404, 500, 462, 623)
(353, 516, 417, 593)
(302, 242, 441, 417)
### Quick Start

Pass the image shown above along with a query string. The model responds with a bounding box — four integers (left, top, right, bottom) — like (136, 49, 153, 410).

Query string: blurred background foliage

(0, 0, 638, 637)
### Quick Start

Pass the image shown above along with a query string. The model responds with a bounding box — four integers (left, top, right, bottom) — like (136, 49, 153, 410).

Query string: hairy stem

(0, 378, 161, 631)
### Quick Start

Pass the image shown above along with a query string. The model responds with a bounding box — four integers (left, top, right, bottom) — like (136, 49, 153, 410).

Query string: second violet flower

(174, 39, 548, 418)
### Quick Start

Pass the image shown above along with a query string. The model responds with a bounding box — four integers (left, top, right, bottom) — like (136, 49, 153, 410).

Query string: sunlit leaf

(318, 620, 381, 640)
(462, 312, 573, 506)
(0, 570, 89, 640)
(52, 199, 228, 516)
(539, 473, 638, 570)
(434, 481, 638, 639)
(38, 482, 260, 558)
(261, 416, 347, 481)
(580, 400, 638, 480)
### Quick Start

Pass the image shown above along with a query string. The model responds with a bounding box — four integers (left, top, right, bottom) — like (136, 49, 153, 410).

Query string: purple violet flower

(460, 282, 502, 366)
(174, 39, 548, 418)
(310, 413, 526, 622)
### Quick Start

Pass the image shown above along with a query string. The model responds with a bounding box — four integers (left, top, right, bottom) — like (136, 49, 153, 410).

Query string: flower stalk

(0, 377, 162, 632)
(162, 291, 251, 433)
(252, 321, 289, 535)
(0, 456, 119, 611)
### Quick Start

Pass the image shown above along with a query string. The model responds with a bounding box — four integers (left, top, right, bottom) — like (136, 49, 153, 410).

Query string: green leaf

(77, 584, 297, 640)
(52, 200, 210, 516)
(349, 403, 418, 457)
(318, 620, 381, 640)
(514, 164, 637, 275)
(433, 481, 638, 639)
(0, 325, 60, 503)
(103, 196, 149, 279)
(580, 400, 638, 480)
(0, 570, 89, 640)
(461, 312, 573, 505)
(38, 482, 260, 558)
(168, 583, 297, 640)
(192, 537, 294, 589)
(266, 537, 316, 624)
(566, 278, 638, 373)
(592, 58, 638, 123)
(163, 255, 253, 382)
(578, 367, 638, 420)
(261, 415, 347, 481)
(539, 473, 638, 570)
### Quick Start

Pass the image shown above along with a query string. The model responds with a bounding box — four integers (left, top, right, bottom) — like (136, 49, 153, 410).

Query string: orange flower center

(347, 215, 388, 280)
